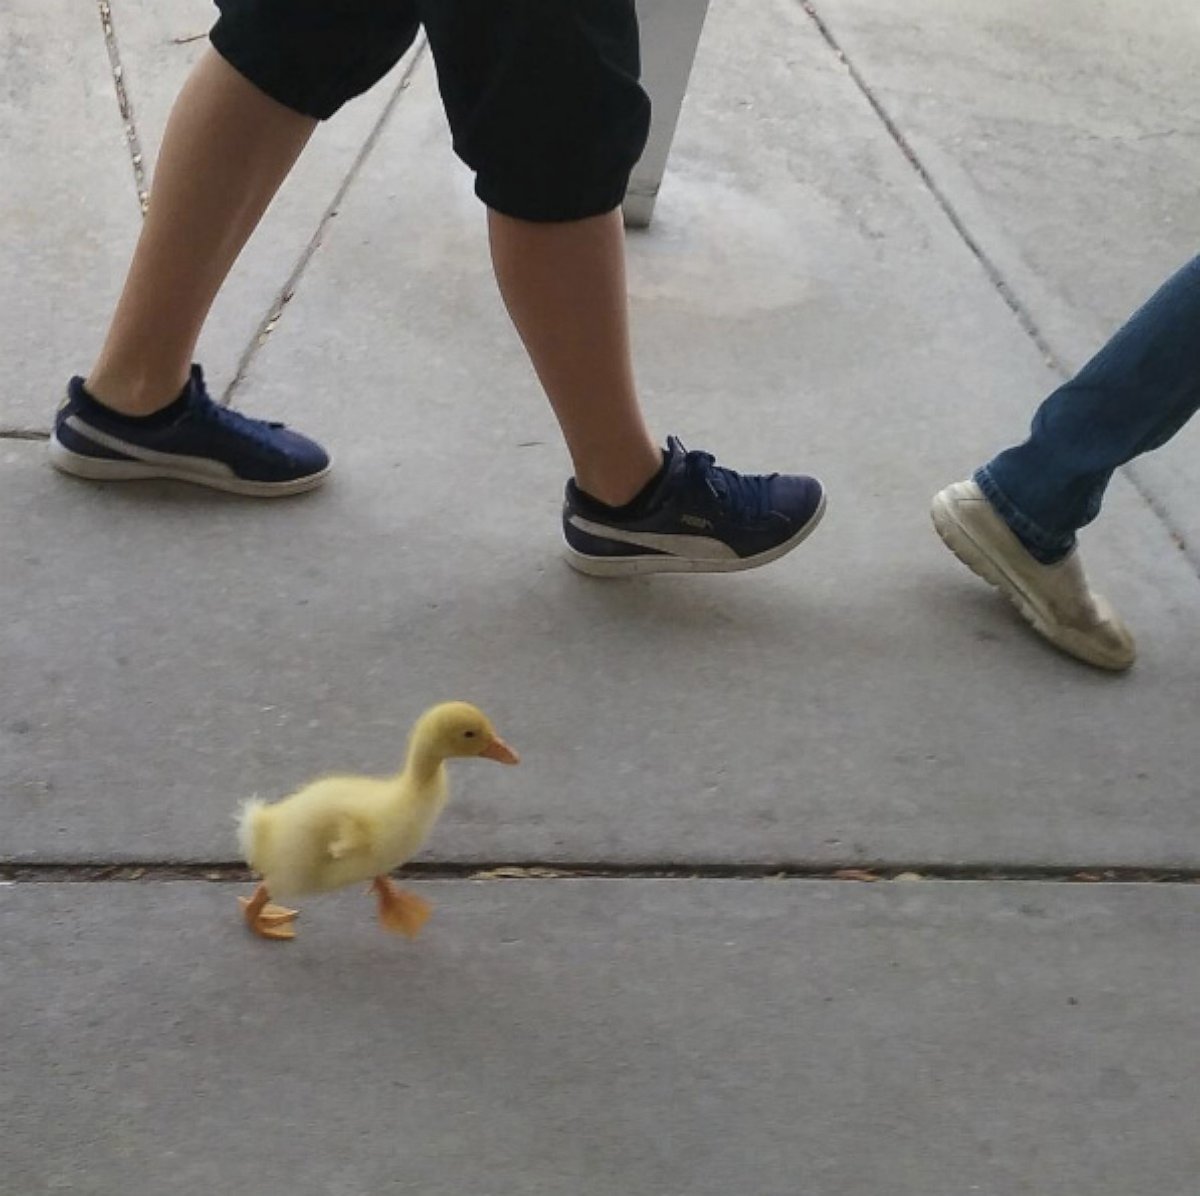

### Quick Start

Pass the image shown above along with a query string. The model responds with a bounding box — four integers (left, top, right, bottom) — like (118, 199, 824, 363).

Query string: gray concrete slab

(4, 0, 1200, 867)
(7, 426, 1197, 868)
(0, 0, 140, 431)
(101, 0, 420, 403)
(2, 879, 1198, 1194)
(808, 0, 1200, 561)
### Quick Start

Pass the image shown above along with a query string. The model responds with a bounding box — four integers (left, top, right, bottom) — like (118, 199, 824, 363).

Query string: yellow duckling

(236, 702, 518, 942)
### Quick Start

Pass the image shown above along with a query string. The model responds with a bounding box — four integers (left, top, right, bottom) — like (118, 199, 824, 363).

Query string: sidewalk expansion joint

(4, 861, 1200, 885)
(97, 1, 149, 215)
(221, 39, 429, 408)
(0, 429, 50, 442)
(1124, 460, 1200, 574)
(797, 1, 1061, 369)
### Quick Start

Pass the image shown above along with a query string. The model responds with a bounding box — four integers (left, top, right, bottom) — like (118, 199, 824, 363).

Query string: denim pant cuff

(973, 465, 1075, 565)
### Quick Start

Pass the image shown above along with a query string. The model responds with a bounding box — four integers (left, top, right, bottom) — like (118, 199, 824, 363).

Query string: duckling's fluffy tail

(236, 798, 269, 868)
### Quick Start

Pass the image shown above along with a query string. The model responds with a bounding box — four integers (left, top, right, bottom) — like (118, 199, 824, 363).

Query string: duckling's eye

(463, 730, 477, 739)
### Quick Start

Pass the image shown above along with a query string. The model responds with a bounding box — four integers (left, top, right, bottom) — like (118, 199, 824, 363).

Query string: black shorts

(210, 0, 652, 222)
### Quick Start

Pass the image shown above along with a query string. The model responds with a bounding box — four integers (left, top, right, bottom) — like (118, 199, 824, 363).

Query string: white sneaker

(931, 480, 1135, 671)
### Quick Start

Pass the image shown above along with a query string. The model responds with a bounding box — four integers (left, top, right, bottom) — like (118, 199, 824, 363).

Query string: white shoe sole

(564, 489, 827, 577)
(48, 434, 331, 498)
(931, 489, 1133, 671)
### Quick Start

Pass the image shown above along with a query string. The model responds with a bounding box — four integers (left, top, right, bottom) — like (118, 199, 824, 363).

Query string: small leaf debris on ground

(471, 866, 572, 880)
(833, 868, 879, 882)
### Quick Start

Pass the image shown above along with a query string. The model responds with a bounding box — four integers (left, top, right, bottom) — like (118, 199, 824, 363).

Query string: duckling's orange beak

(480, 736, 520, 765)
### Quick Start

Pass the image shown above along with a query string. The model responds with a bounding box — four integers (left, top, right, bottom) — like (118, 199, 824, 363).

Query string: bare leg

(488, 208, 662, 506)
(239, 882, 299, 941)
(86, 49, 316, 415)
(372, 876, 432, 938)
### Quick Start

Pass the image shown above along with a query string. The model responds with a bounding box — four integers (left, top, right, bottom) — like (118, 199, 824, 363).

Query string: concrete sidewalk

(5, 880, 1199, 1194)
(2, 0, 1198, 1191)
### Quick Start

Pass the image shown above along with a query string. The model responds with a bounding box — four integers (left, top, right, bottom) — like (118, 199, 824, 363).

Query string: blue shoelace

(189, 386, 289, 456)
(683, 447, 776, 520)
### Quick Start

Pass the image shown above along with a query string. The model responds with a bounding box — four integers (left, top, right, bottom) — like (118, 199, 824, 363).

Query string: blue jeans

(975, 254, 1200, 564)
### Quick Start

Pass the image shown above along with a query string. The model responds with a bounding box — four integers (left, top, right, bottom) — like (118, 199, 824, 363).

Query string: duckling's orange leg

(238, 883, 299, 941)
(372, 876, 431, 939)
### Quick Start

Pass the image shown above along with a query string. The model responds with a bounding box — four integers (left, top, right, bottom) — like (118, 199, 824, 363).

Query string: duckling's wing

(326, 812, 372, 862)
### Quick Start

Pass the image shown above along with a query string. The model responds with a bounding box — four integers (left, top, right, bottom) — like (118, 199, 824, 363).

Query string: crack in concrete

(798, 0, 1200, 581)
(97, 0, 149, 215)
(221, 41, 429, 407)
(1123, 459, 1197, 569)
(0, 430, 50, 441)
(4, 860, 1199, 885)
(798, 2, 1060, 367)
(89, 9, 426, 409)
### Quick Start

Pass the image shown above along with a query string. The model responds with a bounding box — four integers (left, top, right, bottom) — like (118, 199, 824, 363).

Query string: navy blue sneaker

(49, 365, 331, 496)
(563, 437, 826, 576)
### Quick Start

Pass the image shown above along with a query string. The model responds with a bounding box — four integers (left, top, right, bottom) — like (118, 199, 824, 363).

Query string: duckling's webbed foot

(372, 876, 431, 938)
(239, 883, 299, 942)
